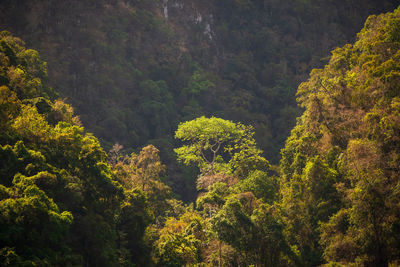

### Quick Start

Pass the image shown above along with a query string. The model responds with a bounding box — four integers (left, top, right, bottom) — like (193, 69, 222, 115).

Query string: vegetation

(174, 116, 268, 177)
(0, 31, 160, 266)
(0, 0, 398, 201)
(1, 2, 400, 267)
(279, 7, 400, 265)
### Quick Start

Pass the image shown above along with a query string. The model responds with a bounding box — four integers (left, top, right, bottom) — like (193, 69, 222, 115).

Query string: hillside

(279, 6, 400, 265)
(1, 0, 398, 200)
(1, 2, 400, 267)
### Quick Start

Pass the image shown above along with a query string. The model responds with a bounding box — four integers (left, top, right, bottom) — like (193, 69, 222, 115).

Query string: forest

(1, 0, 400, 266)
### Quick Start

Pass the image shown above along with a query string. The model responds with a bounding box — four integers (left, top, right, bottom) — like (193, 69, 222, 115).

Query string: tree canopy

(2, 3, 400, 267)
(174, 116, 269, 178)
(279, 6, 400, 266)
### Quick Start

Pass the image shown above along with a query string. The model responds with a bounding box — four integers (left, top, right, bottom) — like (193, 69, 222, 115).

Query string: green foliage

(175, 116, 269, 177)
(154, 210, 205, 266)
(232, 170, 277, 204)
(210, 194, 291, 266)
(210, 193, 255, 251)
(182, 69, 215, 100)
(0, 175, 73, 266)
(0, 0, 395, 201)
(0, 31, 52, 100)
(118, 188, 153, 265)
(173, 115, 297, 265)
(279, 6, 400, 266)
(2, 3, 400, 266)
(196, 182, 229, 215)
(0, 32, 152, 266)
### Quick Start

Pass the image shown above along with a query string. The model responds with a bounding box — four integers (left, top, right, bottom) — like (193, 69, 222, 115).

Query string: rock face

(0, 0, 398, 200)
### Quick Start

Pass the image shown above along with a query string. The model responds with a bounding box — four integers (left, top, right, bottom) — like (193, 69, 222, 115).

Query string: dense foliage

(174, 116, 268, 177)
(2, 3, 400, 267)
(0, 0, 398, 201)
(279, 6, 400, 266)
(0, 31, 158, 266)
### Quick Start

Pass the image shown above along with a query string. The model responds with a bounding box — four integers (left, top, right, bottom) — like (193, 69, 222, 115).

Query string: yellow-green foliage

(0, 31, 152, 266)
(280, 6, 400, 266)
(175, 116, 269, 178)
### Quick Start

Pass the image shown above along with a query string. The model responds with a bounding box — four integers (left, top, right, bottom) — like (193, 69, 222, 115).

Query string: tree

(129, 145, 166, 191)
(210, 193, 291, 266)
(0, 174, 74, 266)
(174, 116, 269, 179)
(111, 144, 173, 220)
(279, 6, 400, 266)
(0, 32, 154, 266)
(182, 69, 215, 101)
(154, 209, 205, 266)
